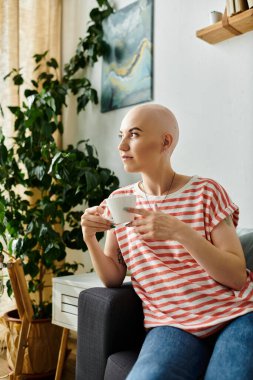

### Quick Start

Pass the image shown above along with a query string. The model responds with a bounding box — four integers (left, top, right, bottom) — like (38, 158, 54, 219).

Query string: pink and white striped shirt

(102, 176, 253, 337)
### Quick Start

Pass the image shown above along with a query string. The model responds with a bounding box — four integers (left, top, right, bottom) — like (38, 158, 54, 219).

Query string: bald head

(121, 104, 179, 155)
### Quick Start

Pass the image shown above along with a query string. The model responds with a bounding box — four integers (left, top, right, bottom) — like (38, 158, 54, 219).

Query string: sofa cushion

(239, 232, 253, 271)
(104, 350, 139, 380)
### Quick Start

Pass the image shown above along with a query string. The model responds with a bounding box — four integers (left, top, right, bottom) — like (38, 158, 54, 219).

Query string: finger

(131, 217, 149, 227)
(81, 213, 114, 227)
(84, 206, 105, 215)
(135, 225, 150, 235)
(125, 207, 150, 216)
(82, 221, 112, 230)
(83, 224, 112, 232)
(81, 214, 112, 228)
(81, 212, 107, 223)
(138, 232, 153, 241)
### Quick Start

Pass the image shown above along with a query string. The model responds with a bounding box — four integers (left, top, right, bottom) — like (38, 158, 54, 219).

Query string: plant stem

(2, 248, 12, 258)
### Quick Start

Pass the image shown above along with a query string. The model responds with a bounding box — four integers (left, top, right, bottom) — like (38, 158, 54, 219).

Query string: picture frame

(101, 0, 153, 113)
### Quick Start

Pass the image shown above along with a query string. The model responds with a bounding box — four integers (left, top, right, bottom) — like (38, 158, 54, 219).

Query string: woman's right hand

(81, 206, 113, 241)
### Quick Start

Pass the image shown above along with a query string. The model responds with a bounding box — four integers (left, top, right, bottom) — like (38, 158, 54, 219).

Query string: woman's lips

(121, 155, 133, 161)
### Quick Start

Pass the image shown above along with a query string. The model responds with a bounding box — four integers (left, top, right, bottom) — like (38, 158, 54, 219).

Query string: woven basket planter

(4, 309, 62, 376)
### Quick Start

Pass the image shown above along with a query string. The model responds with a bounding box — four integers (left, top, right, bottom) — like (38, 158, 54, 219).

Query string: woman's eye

(118, 132, 139, 139)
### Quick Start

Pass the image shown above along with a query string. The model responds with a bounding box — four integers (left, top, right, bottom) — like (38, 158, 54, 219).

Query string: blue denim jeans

(126, 312, 253, 380)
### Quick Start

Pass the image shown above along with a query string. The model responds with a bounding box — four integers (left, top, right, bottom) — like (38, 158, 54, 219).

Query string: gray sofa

(76, 231, 253, 380)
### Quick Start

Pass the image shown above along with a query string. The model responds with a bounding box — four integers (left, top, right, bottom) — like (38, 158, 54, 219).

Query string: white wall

(62, 0, 253, 270)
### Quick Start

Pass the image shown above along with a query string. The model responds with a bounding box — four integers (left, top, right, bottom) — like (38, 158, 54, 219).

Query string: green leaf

(28, 279, 40, 293)
(0, 104, 4, 117)
(24, 261, 39, 278)
(89, 88, 98, 104)
(8, 106, 20, 115)
(24, 190, 34, 196)
(34, 165, 46, 181)
(77, 94, 88, 113)
(13, 74, 24, 85)
(46, 58, 58, 69)
(45, 97, 56, 112)
(3, 71, 13, 81)
(43, 203, 56, 218)
(85, 171, 98, 192)
(24, 89, 37, 98)
(12, 238, 23, 254)
(0, 144, 8, 164)
(33, 64, 41, 72)
(33, 50, 48, 63)
(0, 224, 5, 235)
(31, 79, 38, 88)
(6, 279, 13, 297)
(90, 8, 101, 22)
(97, 0, 105, 6)
(48, 151, 62, 174)
(44, 243, 55, 254)
(86, 143, 95, 157)
(39, 224, 48, 238)
(26, 221, 34, 234)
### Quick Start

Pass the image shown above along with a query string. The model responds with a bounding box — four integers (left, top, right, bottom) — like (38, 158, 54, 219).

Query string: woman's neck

(141, 168, 175, 196)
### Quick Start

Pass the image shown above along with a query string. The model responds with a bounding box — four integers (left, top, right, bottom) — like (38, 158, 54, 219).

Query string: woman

(81, 104, 253, 380)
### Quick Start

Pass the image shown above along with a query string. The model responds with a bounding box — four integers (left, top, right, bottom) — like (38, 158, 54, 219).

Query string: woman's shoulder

(192, 176, 224, 189)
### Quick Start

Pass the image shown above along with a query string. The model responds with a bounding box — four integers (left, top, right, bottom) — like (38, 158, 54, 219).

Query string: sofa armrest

(76, 283, 145, 380)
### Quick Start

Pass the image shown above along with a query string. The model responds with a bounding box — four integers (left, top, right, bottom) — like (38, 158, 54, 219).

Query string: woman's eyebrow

(119, 127, 144, 134)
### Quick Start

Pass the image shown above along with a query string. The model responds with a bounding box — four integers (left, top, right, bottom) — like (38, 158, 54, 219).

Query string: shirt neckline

(134, 175, 198, 199)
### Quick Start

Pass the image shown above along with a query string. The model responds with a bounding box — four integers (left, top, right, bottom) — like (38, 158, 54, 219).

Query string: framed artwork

(101, 0, 153, 113)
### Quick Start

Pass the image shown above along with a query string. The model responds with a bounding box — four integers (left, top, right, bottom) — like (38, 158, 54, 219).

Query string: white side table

(52, 272, 105, 331)
(52, 272, 131, 379)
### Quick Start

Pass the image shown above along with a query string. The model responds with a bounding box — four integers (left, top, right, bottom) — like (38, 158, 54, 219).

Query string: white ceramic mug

(106, 195, 136, 224)
(209, 11, 223, 24)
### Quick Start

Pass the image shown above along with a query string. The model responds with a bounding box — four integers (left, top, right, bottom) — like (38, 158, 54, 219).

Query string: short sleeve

(208, 181, 239, 232)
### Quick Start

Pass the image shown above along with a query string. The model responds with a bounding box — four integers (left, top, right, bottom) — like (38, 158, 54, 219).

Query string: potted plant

(0, 0, 117, 375)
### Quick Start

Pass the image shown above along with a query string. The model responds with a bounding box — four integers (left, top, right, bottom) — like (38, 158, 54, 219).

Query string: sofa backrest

(238, 231, 253, 271)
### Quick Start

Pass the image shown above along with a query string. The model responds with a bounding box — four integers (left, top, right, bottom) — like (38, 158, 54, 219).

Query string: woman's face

(118, 109, 164, 173)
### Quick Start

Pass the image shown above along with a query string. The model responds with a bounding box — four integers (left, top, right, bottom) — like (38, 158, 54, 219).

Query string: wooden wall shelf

(196, 8, 253, 44)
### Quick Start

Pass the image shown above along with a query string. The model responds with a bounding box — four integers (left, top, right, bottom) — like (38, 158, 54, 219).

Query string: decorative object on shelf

(101, 0, 153, 112)
(247, 0, 253, 8)
(209, 11, 223, 24)
(227, 0, 237, 16)
(227, 0, 249, 16)
(234, 0, 249, 14)
(196, 8, 253, 43)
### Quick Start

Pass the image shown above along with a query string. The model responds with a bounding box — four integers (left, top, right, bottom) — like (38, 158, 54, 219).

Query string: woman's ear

(162, 133, 173, 151)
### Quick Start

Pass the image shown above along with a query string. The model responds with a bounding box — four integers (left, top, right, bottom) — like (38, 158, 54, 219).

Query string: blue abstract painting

(101, 0, 153, 113)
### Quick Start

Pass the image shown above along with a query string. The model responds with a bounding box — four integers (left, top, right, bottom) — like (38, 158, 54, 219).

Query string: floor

(0, 336, 76, 380)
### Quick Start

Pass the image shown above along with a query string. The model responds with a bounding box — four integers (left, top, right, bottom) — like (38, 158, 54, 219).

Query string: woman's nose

(118, 138, 129, 151)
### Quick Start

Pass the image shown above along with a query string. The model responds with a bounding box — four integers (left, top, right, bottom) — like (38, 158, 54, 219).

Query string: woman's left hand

(126, 207, 186, 241)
